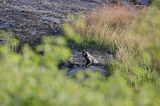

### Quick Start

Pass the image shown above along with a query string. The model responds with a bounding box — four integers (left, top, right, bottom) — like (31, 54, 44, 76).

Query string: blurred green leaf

(63, 24, 81, 44)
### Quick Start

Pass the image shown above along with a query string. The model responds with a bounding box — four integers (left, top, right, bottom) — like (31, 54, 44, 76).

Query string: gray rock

(0, 20, 15, 31)
(67, 66, 109, 76)
(41, 17, 61, 24)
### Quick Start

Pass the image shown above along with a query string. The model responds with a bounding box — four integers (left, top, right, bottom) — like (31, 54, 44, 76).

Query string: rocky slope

(0, 0, 150, 45)
(0, 0, 106, 46)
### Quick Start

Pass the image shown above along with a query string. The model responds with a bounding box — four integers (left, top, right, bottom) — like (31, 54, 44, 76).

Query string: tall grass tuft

(72, 5, 145, 50)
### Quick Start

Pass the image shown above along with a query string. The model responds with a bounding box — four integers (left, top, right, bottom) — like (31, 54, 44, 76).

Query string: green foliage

(63, 24, 81, 44)
(0, 31, 132, 106)
(134, 6, 160, 72)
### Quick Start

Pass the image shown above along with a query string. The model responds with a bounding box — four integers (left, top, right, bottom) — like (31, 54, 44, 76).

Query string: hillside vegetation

(0, 0, 160, 106)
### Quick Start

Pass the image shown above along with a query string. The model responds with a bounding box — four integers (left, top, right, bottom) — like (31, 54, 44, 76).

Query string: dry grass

(70, 4, 160, 87)
(71, 4, 160, 72)
(71, 5, 158, 72)
(72, 4, 146, 54)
